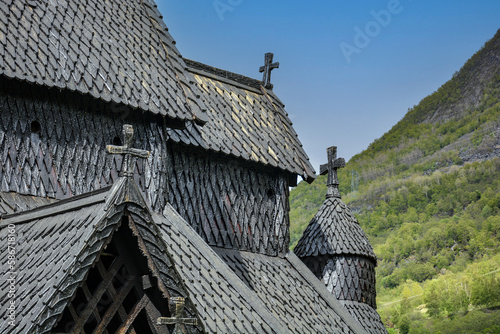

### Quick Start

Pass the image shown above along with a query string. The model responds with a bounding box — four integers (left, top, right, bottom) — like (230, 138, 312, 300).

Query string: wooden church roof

(0, 0, 377, 331)
(0, 0, 206, 122)
(293, 197, 377, 261)
(0, 175, 368, 333)
(169, 59, 316, 182)
(0, 0, 316, 181)
(294, 147, 376, 259)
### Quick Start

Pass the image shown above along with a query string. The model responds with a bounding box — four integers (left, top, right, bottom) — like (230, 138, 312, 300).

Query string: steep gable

(0, 177, 280, 333)
(1, 173, 371, 333)
(0, 188, 111, 333)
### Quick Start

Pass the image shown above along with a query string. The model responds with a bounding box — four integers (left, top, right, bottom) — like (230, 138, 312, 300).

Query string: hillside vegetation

(290, 30, 500, 333)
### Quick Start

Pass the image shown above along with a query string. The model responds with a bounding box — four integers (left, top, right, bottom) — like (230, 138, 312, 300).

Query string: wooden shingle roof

(214, 247, 368, 334)
(294, 197, 377, 261)
(169, 60, 316, 181)
(0, 0, 207, 123)
(0, 176, 367, 333)
(0, 0, 315, 180)
(0, 187, 111, 333)
(0, 191, 56, 216)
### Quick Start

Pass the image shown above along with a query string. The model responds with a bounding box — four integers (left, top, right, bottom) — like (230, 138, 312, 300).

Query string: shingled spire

(295, 146, 386, 333)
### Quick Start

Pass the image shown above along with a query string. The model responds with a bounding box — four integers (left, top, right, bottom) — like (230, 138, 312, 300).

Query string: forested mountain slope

(291, 29, 500, 333)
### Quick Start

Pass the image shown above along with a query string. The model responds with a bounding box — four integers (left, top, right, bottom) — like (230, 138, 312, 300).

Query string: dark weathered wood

(95, 262, 132, 328)
(295, 149, 378, 310)
(0, 80, 301, 256)
(167, 145, 290, 256)
(145, 301, 170, 334)
(0, 81, 171, 212)
(127, 215, 171, 299)
(157, 317, 198, 326)
(67, 303, 79, 326)
(301, 255, 377, 308)
(92, 277, 137, 334)
(72, 257, 125, 333)
(81, 282, 107, 333)
(259, 53, 279, 89)
(142, 275, 153, 290)
(185, 58, 264, 92)
(115, 294, 150, 334)
(319, 146, 346, 199)
(157, 297, 198, 330)
(106, 124, 150, 177)
(0, 0, 209, 121)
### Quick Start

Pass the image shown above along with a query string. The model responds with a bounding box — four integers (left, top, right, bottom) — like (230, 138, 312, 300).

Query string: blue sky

(156, 0, 500, 172)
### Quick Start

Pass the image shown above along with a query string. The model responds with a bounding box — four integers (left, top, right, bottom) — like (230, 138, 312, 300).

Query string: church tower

(294, 146, 378, 308)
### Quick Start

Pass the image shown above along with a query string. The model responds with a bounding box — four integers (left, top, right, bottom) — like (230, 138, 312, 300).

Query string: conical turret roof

(294, 147, 377, 261)
(294, 196, 376, 260)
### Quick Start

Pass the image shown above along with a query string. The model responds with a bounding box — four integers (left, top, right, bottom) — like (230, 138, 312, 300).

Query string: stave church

(0, 0, 386, 333)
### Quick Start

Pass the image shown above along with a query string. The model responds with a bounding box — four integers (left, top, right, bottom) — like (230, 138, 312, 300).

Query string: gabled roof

(0, 0, 315, 181)
(0, 176, 368, 333)
(152, 205, 286, 333)
(214, 247, 369, 334)
(0, 0, 207, 123)
(0, 180, 276, 333)
(294, 197, 377, 260)
(168, 60, 316, 181)
(0, 187, 111, 333)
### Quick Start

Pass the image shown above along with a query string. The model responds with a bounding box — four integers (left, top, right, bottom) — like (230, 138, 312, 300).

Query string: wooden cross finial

(319, 146, 345, 199)
(259, 52, 279, 89)
(106, 124, 150, 177)
(157, 297, 198, 333)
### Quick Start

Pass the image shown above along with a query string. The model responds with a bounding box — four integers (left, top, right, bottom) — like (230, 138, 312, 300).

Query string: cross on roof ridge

(106, 124, 150, 177)
(259, 52, 279, 89)
(319, 146, 345, 199)
(157, 297, 198, 332)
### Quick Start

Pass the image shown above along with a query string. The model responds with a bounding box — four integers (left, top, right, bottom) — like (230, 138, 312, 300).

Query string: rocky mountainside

(357, 29, 500, 171)
(290, 29, 500, 333)
(424, 33, 500, 124)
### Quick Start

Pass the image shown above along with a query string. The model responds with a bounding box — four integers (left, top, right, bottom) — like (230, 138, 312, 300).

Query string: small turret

(294, 146, 378, 308)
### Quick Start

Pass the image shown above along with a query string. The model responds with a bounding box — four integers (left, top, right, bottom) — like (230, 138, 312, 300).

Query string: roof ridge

(1, 186, 111, 225)
(139, 0, 208, 124)
(155, 205, 288, 333)
(184, 58, 264, 91)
